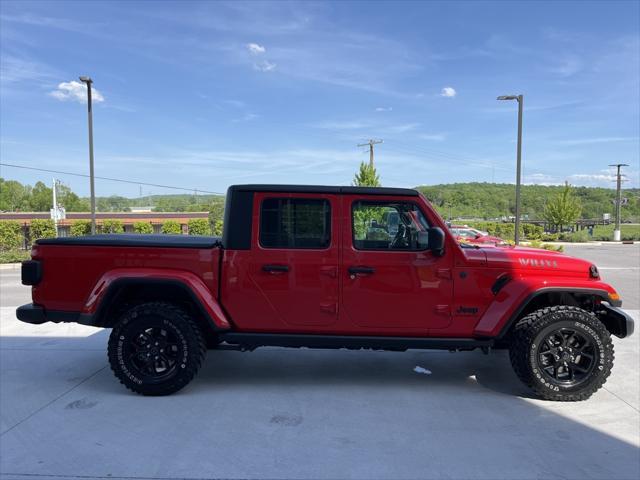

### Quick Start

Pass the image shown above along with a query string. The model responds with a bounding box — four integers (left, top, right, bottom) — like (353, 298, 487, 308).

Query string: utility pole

(609, 163, 628, 241)
(79, 76, 96, 235)
(357, 139, 383, 167)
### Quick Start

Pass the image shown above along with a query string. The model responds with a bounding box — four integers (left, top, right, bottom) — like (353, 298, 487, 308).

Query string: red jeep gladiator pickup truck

(18, 185, 634, 400)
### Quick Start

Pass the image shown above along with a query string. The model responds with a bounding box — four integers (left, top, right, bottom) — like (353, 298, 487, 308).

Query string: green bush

(133, 221, 153, 234)
(161, 220, 182, 234)
(188, 218, 211, 236)
(30, 219, 56, 241)
(0, 221, 23, 250)
(591, 224, 640, 241)
(558, 230, 590, 243)
(0, 249, 30, 263)
(102, 219, 124, 234)
(212, 219, 223, 236)
(528, 240, 564, 252)
(522, 223, 543, 240)
(70, 220, 92, 236)
(541, 233, 559, 242)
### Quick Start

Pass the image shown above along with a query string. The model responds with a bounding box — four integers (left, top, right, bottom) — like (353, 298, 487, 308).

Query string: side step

(218, 332, 494, 352)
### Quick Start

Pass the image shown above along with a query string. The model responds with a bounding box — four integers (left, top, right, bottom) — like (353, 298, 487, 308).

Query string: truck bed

(36, 234, 221, 249)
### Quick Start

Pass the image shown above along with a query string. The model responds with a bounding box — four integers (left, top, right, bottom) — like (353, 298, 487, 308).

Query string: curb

(0, 263, 21, 270)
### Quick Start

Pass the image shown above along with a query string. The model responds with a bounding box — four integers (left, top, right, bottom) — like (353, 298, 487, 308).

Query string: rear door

(228, 192, 339, 331)
(340, 197, 453, 332)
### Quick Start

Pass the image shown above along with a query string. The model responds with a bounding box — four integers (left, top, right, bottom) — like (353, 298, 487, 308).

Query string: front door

(340, 197, 453, 333)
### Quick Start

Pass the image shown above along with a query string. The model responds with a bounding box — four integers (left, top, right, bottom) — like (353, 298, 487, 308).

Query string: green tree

(102, 219, 124, 234)
(0, 221, 23, 250)
(208, 197, 226, 231)
(70, 220, 92, 236)
(29, 182, 52, 211)
(187, 218, 211, 235)
(56, 183, 90, 211)
(212, 219, 223, 236)
(30, 219, 57, 241)
(0, 179, 30, 211)
(353, 162, 381, 187)
(133, 221, 153, 234)
(543, 182, 582, 232)
(161, 220, 182, 234)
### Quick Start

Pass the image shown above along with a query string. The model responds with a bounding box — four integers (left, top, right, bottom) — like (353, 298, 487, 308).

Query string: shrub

(30, 219, 57, 241)
(133, 221, 153, 234)
(522, 223, 543, 240)
(161, 220, 182, 234)
(558, 230, 590, 243)
(528, 240, 564, 252)
(0, 249, 30, 263)
(70, 220, 92, 236)
(541, 233, 559, 242)
(212, 219, 223, 236)
(0, 221, 23, 250)
(188, 218, 211, 236)
(102, 219, 124, 234)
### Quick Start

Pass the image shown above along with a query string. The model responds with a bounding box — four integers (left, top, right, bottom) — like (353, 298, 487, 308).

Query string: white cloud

(375, 107, 392, 112)
(232, 113, 259, 122)
(49, 81, 104, 103)
(419, 133, 446, 141)
(440, 86, 456, 98)
(558, 136, 638, 146)
(254, 60, 276, 72)
(247, 43, 266, 55)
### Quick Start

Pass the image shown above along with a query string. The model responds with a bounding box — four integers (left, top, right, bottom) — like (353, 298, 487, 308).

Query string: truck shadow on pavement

(198, 347, 533, 398)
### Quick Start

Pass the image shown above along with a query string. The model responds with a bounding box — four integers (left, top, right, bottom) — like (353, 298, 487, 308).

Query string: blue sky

(1, 0, 639, 197)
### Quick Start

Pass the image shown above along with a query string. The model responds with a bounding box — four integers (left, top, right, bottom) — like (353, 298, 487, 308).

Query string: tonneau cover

(36, 234, 221, 249)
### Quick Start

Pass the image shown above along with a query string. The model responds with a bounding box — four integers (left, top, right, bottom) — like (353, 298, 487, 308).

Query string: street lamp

(497, 94, 523, 245)
(79, 76, 96, 235)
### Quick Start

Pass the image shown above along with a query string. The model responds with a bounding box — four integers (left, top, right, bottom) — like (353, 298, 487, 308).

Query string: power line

(0, 163, 225, 195)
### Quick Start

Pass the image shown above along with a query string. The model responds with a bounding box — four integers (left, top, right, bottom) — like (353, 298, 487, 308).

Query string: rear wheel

(509, 305, 614, 401)
(108, 302, 206, 395)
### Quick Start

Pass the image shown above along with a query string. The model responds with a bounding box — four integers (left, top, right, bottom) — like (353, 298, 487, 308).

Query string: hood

(480, 244, 596, 278)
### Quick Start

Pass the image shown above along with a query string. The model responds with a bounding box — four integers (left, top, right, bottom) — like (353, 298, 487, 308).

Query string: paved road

(1, 244, 638, 480)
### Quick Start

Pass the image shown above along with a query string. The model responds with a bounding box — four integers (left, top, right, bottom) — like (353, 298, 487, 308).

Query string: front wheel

(509, 306, 614, 401)
(108, 302, 206, 395)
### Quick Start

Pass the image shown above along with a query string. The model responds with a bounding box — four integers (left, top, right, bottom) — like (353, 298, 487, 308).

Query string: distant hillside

(415, 183, 640, 221)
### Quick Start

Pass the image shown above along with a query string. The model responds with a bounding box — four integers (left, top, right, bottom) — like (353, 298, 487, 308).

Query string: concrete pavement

(1, 244, 638, 480)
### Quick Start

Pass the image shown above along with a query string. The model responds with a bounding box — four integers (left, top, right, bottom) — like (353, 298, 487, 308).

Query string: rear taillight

(21, 260, 42, 286)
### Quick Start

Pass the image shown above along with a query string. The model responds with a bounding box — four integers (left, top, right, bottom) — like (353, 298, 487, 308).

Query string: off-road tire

(108, 302, 206, 396)
(509, 305, 614, 401)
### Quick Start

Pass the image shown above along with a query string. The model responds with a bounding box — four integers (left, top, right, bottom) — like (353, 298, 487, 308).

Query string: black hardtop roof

(228, 184, 419, 197)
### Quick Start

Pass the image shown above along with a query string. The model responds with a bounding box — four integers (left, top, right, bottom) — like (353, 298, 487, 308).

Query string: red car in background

(450, 225, 503, 244)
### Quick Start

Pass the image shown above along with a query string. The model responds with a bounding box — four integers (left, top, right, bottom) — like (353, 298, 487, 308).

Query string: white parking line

(599, 267, 640, 270)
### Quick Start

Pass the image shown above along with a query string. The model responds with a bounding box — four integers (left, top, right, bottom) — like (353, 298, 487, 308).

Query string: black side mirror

(417, 227, 445, 255)
(428, 227, 445, 255)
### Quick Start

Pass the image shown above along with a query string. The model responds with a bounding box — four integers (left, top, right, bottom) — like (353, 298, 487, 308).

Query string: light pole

(79, 76, 96, 235)
(497, 94, 523, 245)
(609, 163, 629, 241)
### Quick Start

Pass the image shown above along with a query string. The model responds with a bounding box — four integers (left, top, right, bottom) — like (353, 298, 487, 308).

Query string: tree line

(2, 176, 638, 223)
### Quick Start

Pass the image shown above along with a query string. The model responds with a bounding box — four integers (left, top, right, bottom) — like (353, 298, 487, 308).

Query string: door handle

(262, 264, 289, 273)
(348, 266, 375, 276)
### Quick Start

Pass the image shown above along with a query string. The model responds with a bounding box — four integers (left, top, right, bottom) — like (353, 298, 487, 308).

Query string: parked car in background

(450, 225, 503, 244)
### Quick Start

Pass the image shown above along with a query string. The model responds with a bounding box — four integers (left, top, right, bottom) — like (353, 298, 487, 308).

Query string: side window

(260, 198, 331, 249)
(352, 201, 429, 251)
